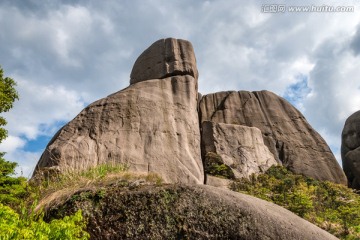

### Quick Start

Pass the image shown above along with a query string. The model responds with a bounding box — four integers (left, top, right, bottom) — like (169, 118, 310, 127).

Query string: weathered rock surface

(130, 38, 198, 85)
(202, 121, 277, 179)
(46, 184, 338, 240)
(342, 110, 360, 189)
(199, 90, 347, 184)
(33, 38, 203, 184)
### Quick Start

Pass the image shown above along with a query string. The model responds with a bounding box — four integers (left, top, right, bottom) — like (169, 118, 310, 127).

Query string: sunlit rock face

(33, 38, 204, 184)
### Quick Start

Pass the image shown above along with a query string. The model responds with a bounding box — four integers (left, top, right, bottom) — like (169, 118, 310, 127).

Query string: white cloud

(3, 78, 85, 139)
(0, 135, 25, 152)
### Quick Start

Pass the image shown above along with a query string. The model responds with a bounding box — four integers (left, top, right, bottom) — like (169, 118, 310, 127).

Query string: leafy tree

(0, 66, 26, 208)
(0, 66, 18, 143)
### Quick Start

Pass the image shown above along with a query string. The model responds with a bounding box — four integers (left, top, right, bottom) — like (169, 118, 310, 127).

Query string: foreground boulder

(45, 184, 337, 240)
(33, 38, 203, 184)
(342, 110, 360, 189)
(199, 90, 347, 184)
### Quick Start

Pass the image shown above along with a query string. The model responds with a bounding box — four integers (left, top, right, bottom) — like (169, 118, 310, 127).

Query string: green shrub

(231, 165, 360, 239)
(204, 152, 235, 179)
(0, 156, 28, 209)
(0, 203, 89, 239)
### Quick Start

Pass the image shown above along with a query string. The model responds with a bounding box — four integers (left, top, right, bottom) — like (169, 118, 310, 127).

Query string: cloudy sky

(1, 0, 360, 177)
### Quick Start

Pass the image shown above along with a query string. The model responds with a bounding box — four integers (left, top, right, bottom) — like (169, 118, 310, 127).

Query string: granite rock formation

(46, 184, 338, 240)
(199, 90, 347, 184)
(342, 110, 360, 189)
(33, 38, 346, 186)
(201, 121, 277, 179)
(32, 38, 345, 239)
(33, 38, 203, 184)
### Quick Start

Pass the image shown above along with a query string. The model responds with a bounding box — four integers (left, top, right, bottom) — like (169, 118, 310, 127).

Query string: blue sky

(1, 0, 360, 177)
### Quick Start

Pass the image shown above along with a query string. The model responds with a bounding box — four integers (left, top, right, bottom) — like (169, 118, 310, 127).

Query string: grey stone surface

(202, 121, 277, 179)
(33, 39, 203, 184)
(342, 110, 360, 189)
(199, 90, 347, 184)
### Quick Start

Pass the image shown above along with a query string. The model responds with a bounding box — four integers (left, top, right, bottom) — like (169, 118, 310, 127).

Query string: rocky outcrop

(46, 184, 338, 240)
(199, 90, 347, 184)
(33, 38, 204, 184)
(201, 121, 277, 179)
(342, 110, 360, 189)
(33, 38, 346, 187)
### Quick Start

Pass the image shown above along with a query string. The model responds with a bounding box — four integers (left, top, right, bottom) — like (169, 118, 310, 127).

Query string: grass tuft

(31, 163, 163, 212)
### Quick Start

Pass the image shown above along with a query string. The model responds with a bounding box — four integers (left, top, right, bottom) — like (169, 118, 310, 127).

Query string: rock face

(201, 121, 277, 179)
(46, 184, 338, 240)
(33, 38, 204, 184)
(199, 90, 347, 184)
(342, 110, 360, 189)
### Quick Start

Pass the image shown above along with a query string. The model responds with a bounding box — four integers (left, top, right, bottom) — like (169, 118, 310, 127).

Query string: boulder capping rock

(130, 38, 198, 85)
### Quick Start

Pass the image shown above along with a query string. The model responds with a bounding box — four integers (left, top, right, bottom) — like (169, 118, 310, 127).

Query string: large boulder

(342, 110, 360, 189)
(199, 90, 347, 184)
(201, 121, 277, 179)
(33, 38, 204, 184)
(130, 38, 198, 84)
(45, 184, 338, 240)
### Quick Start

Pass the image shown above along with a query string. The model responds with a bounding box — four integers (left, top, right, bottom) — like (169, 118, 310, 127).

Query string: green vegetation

(0, 66, 18, 143)
(0, 204, 89, 240)
(204, 152, 235, 179)
(0, 158, 90, 240)
(0, 152, 28, 209)
(230, 165, 360, 239)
